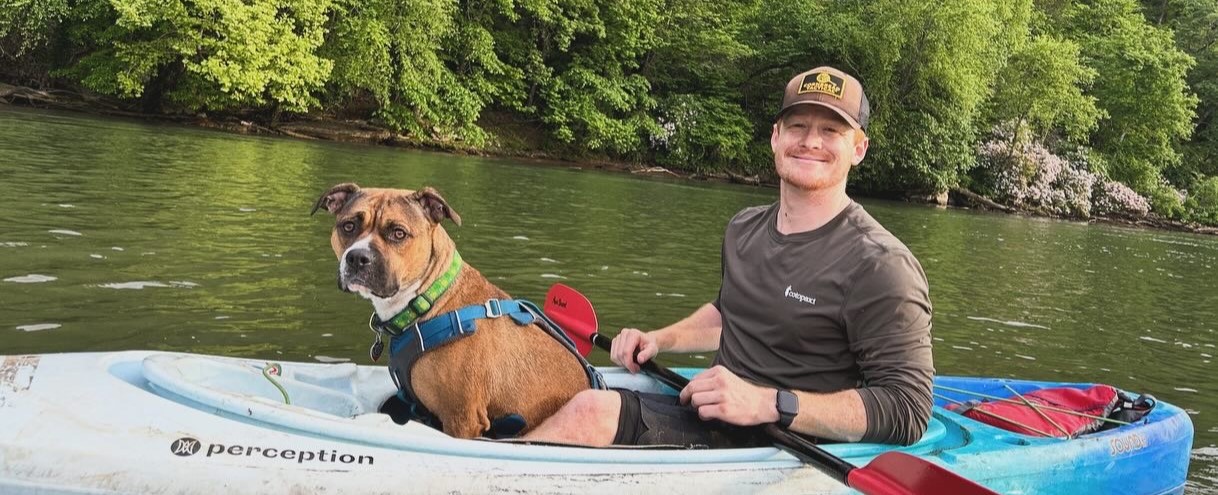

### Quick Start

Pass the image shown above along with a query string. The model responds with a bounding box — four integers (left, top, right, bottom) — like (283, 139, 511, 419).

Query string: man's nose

(798, 129, 823, 149)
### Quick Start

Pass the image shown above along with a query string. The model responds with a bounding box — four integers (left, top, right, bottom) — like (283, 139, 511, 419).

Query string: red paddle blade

(543, 283, 597, 357)
(847, 452, 996, 495)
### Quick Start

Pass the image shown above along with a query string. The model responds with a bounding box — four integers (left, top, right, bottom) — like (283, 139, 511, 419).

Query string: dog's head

(311, 183, 461, 301)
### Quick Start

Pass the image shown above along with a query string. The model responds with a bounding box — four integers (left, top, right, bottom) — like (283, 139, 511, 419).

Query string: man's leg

(523, 389, 622, 446)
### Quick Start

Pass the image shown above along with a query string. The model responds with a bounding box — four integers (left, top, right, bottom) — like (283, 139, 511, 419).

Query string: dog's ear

(413, 187, 462, 226)
(311, 183, 360, 216)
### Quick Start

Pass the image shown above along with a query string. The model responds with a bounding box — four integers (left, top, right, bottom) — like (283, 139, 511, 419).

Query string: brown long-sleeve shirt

(712, 201, 934, 445)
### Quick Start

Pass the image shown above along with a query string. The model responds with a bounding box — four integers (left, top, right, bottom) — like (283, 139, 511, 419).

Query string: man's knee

(559, 389, 622, 422)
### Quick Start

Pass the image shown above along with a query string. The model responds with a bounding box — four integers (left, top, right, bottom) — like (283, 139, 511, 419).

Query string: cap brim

(775, 101, 862, 130)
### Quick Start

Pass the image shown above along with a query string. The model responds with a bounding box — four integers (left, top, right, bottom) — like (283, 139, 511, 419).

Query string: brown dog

(312, 183, 589, 439)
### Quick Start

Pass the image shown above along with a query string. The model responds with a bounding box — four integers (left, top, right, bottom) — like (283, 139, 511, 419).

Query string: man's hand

(678, 365, 779, 426)
(610, 328, 660, 373)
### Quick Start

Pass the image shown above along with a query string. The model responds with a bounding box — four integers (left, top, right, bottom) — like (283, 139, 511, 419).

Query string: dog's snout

(345, 248, 374, 268)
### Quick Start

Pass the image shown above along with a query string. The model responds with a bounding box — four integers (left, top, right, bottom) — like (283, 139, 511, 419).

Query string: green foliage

(1146, 180, 1187, 219)
(985, 35, 1103, 142)
(651, 94, 752, 172)
(1144, 0, 1218, 187)
(64, 0, 333, 113)
(1185, 176, 1218, 225)
(323, 0, 488, 142)
(1039, 0, 1198, 192)
(0, 0, 70, 58)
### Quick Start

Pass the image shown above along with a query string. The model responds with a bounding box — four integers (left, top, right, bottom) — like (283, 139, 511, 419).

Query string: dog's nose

(345, 248, 374, 268)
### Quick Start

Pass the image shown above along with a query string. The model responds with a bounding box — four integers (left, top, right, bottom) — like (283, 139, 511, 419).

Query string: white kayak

(0, 351, 1193, 494)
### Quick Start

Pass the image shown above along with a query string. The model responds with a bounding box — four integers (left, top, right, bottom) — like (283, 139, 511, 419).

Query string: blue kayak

(0, 351, 1192, 494)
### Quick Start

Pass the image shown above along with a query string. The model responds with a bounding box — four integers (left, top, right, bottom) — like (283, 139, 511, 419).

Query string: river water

(1, 106, 1216, 492)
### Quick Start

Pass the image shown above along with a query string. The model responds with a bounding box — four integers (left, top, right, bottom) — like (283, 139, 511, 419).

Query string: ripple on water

(313, 356, 350, 363)
(16, 323, 61, 332)
(48, 229, 82, 236)
(99, 281, 199, 289)
(540, 273, 566, 279)
(1, 242, 29, 247)
(4, 274, 56, 283)
(966, 316, 1050, 329)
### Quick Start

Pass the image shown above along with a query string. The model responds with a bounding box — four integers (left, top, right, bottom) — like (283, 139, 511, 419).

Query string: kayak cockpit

(122, 352, 960, 465)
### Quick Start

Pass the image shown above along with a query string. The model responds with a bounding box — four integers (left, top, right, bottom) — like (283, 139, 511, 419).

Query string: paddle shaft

(587, 332, 856, 484)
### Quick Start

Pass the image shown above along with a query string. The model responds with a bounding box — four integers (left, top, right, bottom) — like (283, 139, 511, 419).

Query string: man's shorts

(612, 389, 771, 448)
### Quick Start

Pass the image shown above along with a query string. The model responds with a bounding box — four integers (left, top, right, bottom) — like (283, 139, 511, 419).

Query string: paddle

(542, 283, 998, 495)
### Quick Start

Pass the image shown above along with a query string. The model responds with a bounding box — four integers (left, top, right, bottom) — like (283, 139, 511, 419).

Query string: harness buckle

(484, 299, 503, 318)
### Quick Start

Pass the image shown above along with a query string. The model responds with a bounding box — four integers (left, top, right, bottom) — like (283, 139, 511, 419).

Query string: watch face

(778, 390, 799, 414)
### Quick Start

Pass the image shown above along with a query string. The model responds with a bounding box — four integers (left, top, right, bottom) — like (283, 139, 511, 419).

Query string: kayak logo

(784, 285, 816, 305)
(168, 437, 374, 465)
(171, 437, 202, 456)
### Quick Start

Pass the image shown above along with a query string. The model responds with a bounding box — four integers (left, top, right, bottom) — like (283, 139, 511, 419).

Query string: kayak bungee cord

(934, 384, 1131, 426)
(261, 362, 291, 404)
(1004, 384, 1073, 438)
(934, 393, 1057, 437)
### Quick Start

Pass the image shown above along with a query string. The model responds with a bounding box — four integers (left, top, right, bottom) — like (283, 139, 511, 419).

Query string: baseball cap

(776, 66, 870, 131)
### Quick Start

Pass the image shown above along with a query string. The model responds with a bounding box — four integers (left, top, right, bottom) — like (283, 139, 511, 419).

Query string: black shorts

(612, 389, 771, 449)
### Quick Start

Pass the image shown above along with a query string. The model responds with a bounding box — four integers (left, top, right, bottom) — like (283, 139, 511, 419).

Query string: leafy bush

(651, 95, 751, 173)
(1185, 177, 1218, 225)
(1145, 180, 1187, 220)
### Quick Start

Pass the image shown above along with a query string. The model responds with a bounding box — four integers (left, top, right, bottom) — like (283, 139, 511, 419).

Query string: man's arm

(612, 302, 722, 373)
(678, 366, 869, 441)
(681, 249, 933, 445)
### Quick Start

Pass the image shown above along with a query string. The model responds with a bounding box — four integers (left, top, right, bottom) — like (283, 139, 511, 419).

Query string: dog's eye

(341, 221, 357, 234)
(390, 228, 408, 241)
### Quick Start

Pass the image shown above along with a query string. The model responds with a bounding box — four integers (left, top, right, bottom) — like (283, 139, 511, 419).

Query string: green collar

(371, 251, 463, 336)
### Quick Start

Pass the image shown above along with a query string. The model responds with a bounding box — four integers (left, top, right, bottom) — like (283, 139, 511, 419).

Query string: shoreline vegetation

(5, 86, 1213, 237)
(3, 0, 1216, 234)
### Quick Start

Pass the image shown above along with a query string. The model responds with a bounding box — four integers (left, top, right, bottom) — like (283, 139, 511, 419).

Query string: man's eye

(341, 221, 357, 233)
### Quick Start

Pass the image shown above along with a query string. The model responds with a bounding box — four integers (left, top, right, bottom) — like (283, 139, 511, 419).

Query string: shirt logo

(784, 285, 816, 305)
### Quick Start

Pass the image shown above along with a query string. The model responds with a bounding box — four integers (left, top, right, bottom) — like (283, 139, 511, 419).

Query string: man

(525, 66, 934, 447)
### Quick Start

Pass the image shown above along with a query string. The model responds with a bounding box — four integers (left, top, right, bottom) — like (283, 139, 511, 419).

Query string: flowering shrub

(1092, 180, 1151, 218)
(975, 123, 1097, 217)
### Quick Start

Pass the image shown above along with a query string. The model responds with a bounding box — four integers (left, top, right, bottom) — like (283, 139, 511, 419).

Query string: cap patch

(798, 72, 845, 99)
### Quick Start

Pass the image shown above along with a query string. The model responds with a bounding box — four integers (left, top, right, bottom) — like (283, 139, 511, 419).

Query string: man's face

(770, 105, 868, 192)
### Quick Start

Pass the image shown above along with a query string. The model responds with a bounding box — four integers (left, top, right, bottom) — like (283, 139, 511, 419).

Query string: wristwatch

(775, 389, 799, 428)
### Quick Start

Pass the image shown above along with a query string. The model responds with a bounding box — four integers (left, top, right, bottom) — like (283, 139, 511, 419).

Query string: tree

(984, 35, 1103, 145)
(64, 0, 333, 114)
(323, 0, 489, 142)
(1040, 0, 1197, 192)
(1141, 0, 1218, 186)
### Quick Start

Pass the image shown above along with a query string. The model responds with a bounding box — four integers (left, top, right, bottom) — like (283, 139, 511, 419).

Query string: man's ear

(413, 187, 462, 226)
(311, 183, 360, 216)
(852, 131, 869, 166)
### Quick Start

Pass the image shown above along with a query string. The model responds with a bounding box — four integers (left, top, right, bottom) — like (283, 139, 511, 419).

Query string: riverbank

(3, 82, 1214, 236)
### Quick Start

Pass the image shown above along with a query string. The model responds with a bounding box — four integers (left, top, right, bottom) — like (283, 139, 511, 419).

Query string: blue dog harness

(366, 254, 605, 436)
